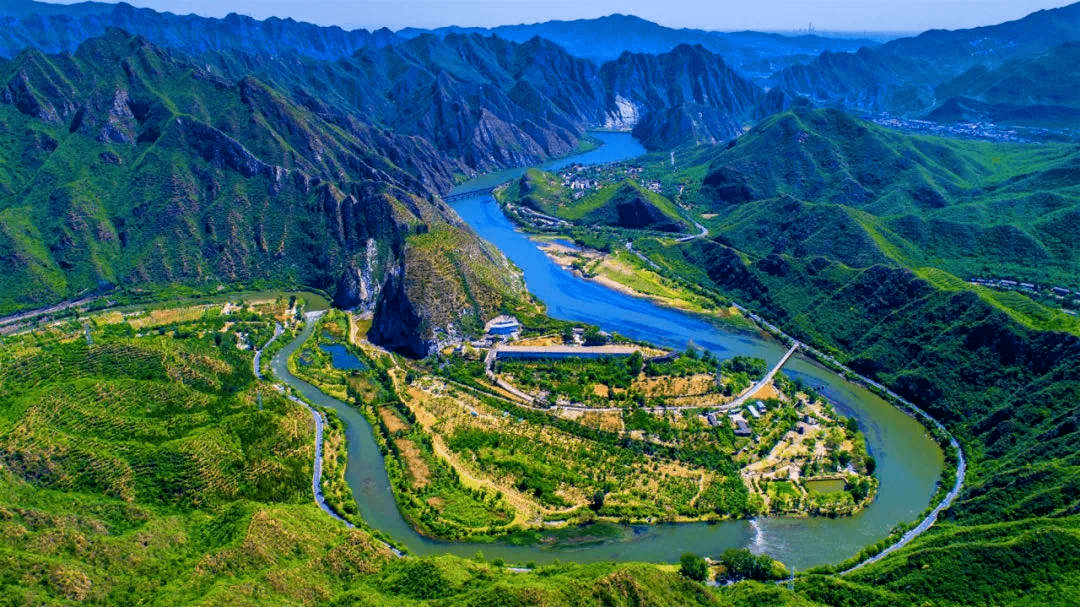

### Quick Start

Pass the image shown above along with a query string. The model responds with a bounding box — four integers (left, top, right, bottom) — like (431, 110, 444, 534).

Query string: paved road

(482, 340, 798, 416)
(841, 436, 966, 575)
(622, 245, 969, 574)
(0, 292, 114, 335)
(253, 319, 354, 529)
(286, 393, 355, 529)
(0, 292, 107, 327)
(674, 219, 708, 243)
(252, 323, 284, 379)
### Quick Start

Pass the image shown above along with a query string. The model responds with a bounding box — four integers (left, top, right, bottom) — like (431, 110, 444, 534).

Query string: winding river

(271, 132, 944, 570)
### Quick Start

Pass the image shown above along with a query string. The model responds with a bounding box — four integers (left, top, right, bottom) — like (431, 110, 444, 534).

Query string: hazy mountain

(399, 13, 880, 82)
(200, 37, 768, 159)
(927, 42, 1080, 127)
(0, 4, 780, 159)
(0, 0, 397, 60)
(599, 44, 771, 147)
(201, 33, 606, 171)
(770, 2, 1080, 117)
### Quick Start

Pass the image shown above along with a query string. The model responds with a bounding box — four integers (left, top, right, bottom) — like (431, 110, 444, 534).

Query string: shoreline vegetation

(283, 299, 877, 546)
(1, 169, 960, 580)
(491, 166, 967, 575)
(0, 277, 956, 597)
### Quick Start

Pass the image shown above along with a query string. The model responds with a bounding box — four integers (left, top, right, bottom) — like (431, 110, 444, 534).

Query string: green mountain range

(1, 1, 1079, 605)
(927, 41, 1080, 127)
(770, 2, 1080, 127)
(694, 106, 1080, 286)
(617, 108, 1080, 603)
(497, 105, 1080, 603)
(0, 30, 529, 356)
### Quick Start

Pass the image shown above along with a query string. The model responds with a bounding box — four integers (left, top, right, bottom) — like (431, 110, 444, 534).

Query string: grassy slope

(561, 180, 683, 227)
(625, 107, 1080, 604)
(500, 170, 687, 232)
(688, 106, 1080, 333)
(0, 32, 533, 358)
(1, 305, 807, 606)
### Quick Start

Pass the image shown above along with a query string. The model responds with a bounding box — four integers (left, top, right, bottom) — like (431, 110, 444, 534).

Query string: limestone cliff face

(0, 22, 793, 347)
(366, 263, 430, 358)
(0, 31, 529, 340)
(367, 223, 529, 356)
(600, 45, 766, 148)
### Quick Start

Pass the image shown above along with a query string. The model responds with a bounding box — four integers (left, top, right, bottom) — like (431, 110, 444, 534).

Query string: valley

(1, 1, 1079, 605)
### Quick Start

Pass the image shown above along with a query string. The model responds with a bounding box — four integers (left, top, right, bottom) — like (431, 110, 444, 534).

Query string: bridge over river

(444, 185, 499, 202)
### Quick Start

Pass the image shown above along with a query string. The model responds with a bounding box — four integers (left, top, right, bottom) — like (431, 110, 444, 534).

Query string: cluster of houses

(870, 116, 1027, 143)
(557, 164, 664, 199)
(702, 399, 772, 437)
(565, 177, 600, 191)
(968, 277, 1080, 315)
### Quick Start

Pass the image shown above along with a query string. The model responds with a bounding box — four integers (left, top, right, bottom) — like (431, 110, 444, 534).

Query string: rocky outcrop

(366, 264, 431, 358)
(176, 118, 278, 179)
(601, 45, 765, 149)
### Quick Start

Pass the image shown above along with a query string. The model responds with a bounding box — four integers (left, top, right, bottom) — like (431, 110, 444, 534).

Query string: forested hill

(0, 29, 532, 356)
(770, 1, 1080, 121)
(696, 106, 1080, 286)
(0, 11, 793, 340)
(617, 106, 1080, 604)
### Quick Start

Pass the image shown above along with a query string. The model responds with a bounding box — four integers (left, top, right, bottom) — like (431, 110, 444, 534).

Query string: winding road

(243, 129, 967, 572)
(841, 435, 966, 574)
(253, 317, 354, 529)
(482, 340, 799, 415)
(620, 249, 968, 576)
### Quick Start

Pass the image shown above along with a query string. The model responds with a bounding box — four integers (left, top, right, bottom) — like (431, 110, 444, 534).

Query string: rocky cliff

(0, 30, 530, 356)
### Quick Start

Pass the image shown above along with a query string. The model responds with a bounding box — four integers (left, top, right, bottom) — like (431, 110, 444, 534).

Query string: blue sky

(49, 0, 1077, 33)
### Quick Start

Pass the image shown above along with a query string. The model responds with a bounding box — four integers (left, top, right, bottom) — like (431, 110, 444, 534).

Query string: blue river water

(275, 132, 944, 569)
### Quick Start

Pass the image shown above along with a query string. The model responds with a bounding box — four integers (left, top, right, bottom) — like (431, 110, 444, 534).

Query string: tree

(719, 548, 777, 581)
(679, 552, 708, 582)
(845, 416, 859, 433)
(864, 456, 877, 475)
(583, 328, 605, 346)
(589, 490, 606, 512)
(627, 351, 644, 374)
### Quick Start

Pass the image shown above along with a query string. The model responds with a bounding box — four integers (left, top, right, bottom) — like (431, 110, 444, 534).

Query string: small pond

(320, 343, 367, 371)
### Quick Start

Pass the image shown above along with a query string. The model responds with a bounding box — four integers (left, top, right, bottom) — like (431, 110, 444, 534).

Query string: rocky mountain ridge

(0, 30, 529, 356)
(769, 2, 1080, 121)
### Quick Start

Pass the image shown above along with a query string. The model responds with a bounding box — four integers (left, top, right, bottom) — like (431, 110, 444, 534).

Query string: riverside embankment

(267, 132, 951, 570)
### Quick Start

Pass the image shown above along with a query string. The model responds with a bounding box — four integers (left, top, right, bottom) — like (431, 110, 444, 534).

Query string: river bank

(246, 132, 947, 570)
(535, 239, 741, 320)
(476, 131, 965, 574)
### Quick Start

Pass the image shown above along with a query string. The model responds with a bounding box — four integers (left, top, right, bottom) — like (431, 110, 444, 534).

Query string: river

(272, 132, 944, 570)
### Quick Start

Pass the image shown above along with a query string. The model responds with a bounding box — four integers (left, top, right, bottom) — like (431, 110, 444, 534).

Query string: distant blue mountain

(770, 1, 1080, 120)
(398, 13, 880, 81)
(0, 1, 397, 60)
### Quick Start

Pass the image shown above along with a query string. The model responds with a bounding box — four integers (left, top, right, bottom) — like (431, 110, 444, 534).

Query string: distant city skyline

(45, 0, 1078, 34)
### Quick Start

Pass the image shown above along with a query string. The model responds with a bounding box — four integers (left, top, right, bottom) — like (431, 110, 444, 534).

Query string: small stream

(271, 133, 944, 569)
